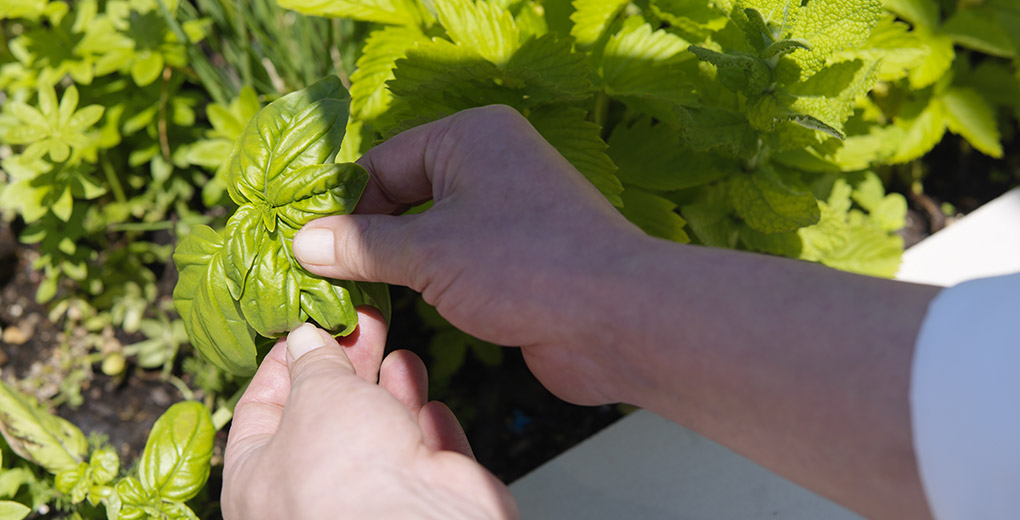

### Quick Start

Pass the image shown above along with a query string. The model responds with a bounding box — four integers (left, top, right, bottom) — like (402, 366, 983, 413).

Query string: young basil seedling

(173, 77, 389, 377)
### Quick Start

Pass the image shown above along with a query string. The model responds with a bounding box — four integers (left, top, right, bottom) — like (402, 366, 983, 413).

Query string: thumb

(286, 323, 357, 390)
(293, 213, 422, 287)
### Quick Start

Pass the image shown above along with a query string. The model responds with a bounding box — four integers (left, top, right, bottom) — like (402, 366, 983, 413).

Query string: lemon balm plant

(279, 0, 1014, 278)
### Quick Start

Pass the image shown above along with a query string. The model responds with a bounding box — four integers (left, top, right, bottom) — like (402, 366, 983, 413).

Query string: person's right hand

(292, 105, 647, 406)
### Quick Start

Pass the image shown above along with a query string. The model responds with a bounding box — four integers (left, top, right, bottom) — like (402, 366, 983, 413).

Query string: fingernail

(287, 323, 326, 362)
(293, 228, 335, 265)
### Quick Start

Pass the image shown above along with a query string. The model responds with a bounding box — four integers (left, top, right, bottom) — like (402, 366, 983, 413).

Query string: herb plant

(281, 0, 1014, 278)
(0, 380, 214, 519)
(173, 76, 389, 377)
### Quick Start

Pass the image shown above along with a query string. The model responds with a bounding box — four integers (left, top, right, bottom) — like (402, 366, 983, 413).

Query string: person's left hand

(221, 307, 518, 519)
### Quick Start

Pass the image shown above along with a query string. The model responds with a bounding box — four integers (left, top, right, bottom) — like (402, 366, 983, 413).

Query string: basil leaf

(139, 401, 214, 502)
(174, 77, 389, 375)
(173, 225, 259, 376)
(108, 476, 149, 520)
(0, 380, 87, 473)
(238, 236, 303, 337)
(272, 163, 368, 229)
(0, 501, 30, 520)
(228, 76, 351, 206)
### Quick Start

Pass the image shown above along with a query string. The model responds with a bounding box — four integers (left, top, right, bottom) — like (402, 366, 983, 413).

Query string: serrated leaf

(940, 86, 1003, 158)
(848, 172, 906, 232)
(830, 122, 904, 170)
(431, 0, 519, 65)
(620, 187, 690, 242)
(650, 0, 729, 37)
(906, 26, 954, 90)
(570, 0, 630, 47)
(941, 4, 1019, 58)
(675, 106, 760, 159)
(350, 26, 428, 122)
(601, 19, 697, 107)
(800, 205, 902, 277)
(0, 380, 87, 474)
(680, 184, 740, 247)
(276, 0, 428, 26)
(527, 105, 623, 207)
(786, 59, 878, 137)
(505, 33, 595, 102)
(688, 46, 771, 95)
(607, 117, 727, 190)
(889, 94, 946, 164)
(882, 0, 937, 28)
(832, 15, 927, 83)
(779, 0, 882, 81)
(730, 165, 820, 233)
(140, 402, 213, 502)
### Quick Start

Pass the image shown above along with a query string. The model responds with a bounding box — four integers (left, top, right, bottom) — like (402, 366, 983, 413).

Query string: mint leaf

(681, 184, 740, 248)
(881, 0, 937, 28)
(889, 94, 946, 164)
(941, 3, 1020, 58)
(779, 0, 883, 81)
(620, 187, 691, 243)
(730, 165, 820, 233)
(607, 117, 728, 191)
(676, 106, 760, 159)
(833, 15, 927, 84)
(940, 86, 1003, 158)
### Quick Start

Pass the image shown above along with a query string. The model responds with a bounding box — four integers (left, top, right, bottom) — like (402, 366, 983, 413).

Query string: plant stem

(108, 221, 175, 232)
(594, 91, 610, 132)
(101, 151, 128, 204)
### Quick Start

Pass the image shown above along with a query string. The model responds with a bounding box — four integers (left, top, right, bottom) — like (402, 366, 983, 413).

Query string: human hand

(292, 105, 649, 406)
(221, 308, 517, 519)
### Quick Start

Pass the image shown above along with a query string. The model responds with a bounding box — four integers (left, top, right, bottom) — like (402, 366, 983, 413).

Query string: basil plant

(173, 77, 389, 377)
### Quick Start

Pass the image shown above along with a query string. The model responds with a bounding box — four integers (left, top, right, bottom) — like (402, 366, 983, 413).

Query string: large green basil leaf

(107, 476, 149, 520)
(139, 401, 214, 503)
(173, 225, 259, 376)
(0, 380, 87, 473)
(174, 77, 388, 375)
(228, 76, 351, 206)
(238, 236, 303, 337)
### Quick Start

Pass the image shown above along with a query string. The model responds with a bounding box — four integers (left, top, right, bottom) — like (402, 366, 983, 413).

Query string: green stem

(593, 91, 610, 132)
(100, 152, 128, 204)
(108, 221, 175, 232)
(167, 375, 196, 401)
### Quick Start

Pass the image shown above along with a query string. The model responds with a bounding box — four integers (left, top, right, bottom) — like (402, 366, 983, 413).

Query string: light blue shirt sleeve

(911, 272, 1020, 520)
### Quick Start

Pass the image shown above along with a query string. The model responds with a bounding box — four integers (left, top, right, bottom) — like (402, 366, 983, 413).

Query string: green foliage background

(0, 0, 1017, 517)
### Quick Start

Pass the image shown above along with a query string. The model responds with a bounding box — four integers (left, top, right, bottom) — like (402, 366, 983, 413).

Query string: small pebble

(2, 326, 28, 345)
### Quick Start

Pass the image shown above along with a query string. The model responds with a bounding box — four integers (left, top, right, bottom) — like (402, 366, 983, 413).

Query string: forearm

(602, 235, 940, 520)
